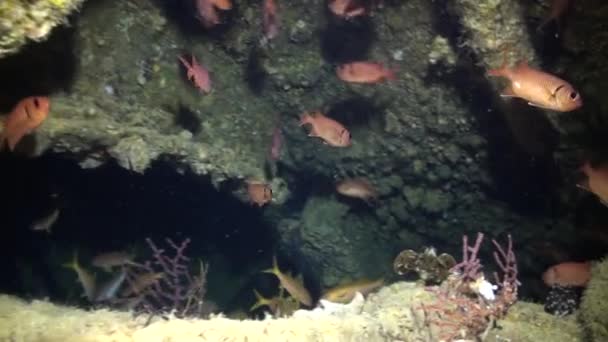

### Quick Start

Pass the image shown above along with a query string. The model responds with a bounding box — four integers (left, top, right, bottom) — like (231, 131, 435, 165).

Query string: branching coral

(124, 238, 210, 318)
(421, 233, 519, 341)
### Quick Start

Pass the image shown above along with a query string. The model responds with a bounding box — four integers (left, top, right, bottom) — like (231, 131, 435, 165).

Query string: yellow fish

(263, 256, 312, 306)
(321, 278, 384, 303)
(63, 251, 96, 301)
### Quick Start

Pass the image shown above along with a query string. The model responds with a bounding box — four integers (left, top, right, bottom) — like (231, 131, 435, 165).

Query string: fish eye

(569, 92, 578, 100)
(33, 98, 39, 107)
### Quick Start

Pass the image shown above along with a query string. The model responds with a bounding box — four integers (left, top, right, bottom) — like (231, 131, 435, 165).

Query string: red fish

(195, 0, 220, 28)
(487, 56, 582, 112)
(542, 261, 591, 287)
(179, 55, 212, 94)
(336, 62, 396, 84)
(210, 0, 232, 10)
(247, 180, 272, 207)
(263, 0, 279, 40)
(0, 96, 50, 151)
(299, 111, 351, 147)
(328, 0, 366, 18)
(579, 161, 608, 206)
(269, 121, 282, 161)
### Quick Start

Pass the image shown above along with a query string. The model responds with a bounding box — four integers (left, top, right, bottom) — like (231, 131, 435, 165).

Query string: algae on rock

(579, 257, 608, 341)
(0, 0, 85, 58)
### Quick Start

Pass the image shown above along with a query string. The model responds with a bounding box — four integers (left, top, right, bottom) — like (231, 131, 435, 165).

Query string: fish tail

(385, 67, 397, 81)
(250, 289, 269, 311)
(262, 255, 280, 276)
(62, 250, 79, 271)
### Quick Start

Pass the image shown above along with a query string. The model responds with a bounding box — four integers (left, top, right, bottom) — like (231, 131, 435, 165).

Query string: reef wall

(2, 0, 607, 292)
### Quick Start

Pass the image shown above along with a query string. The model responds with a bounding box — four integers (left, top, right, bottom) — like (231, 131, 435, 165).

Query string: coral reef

(0, 0, 84, 58)
(579, 257, 608, 341)
(0, 281, 582, 342)
(1, 0, 602, 295)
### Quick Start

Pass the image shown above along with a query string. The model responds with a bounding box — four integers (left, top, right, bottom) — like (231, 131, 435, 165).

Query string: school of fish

(6, 0, 606, 315)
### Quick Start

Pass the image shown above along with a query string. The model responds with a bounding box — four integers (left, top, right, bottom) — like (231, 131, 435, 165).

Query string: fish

(121, 272, 164, 297)
(63, 251, 96, 301)
(263, 0, 279, 40)
(336, 177, 379, 204)
(328, 0, 366, 18)
(210, 0, 232, 10)
(487, 56, 582, 112)
(299, 111, 351, 147)
(579, 161, 608, 206)
(247, 180, 272, 206)
(30, 208, 60, 234)
(263, 255, 313, 306)
(542, 261, 592, 287)
(93, 269, 127, 302)
(336, 62, 396, 84)
(322, 278, 384, 303)
(179, 55, 212, 94)
(195, 0, 220, 27)
(269, 120, 282, 161)
(538, 0, 570, 33)
(0, 96, 50, 151)
(91, 251, 135, 272)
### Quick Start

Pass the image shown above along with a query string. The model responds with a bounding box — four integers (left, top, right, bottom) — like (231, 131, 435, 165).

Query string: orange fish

(0, 96, 50, 151)
(195, 0, 220, 27)
(579, 161, 608, 206)
(542, 261, 591, 287)
(247, 180, 272, 206)
(299, 111, 351, 147)
(328, 0, 366, 18)
(336, 62, 396, 84)
(210, 0, 232, 10)
(336, 178, 378, 203)
(487, 56, 582, 112)
(263, 0, 279, 40)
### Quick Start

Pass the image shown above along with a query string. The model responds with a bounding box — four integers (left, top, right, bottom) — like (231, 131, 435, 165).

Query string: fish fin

(576, 181, 590, 193)
(62, 250, 79, 270)
(487, 68, 506, 77)
(527, 101, 554, 110)
(499, 86, 517, 98)
(250, 289, 268, 311)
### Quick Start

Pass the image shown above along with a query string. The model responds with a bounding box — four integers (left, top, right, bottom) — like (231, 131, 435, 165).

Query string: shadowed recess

(174, 104, 203, 135)
(245, 46, 268, 95)
(0, 26, 77, 108)
(320, 16, 375, 64)
(327, 97, 385, 128)
(0, 153, 277, 301)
